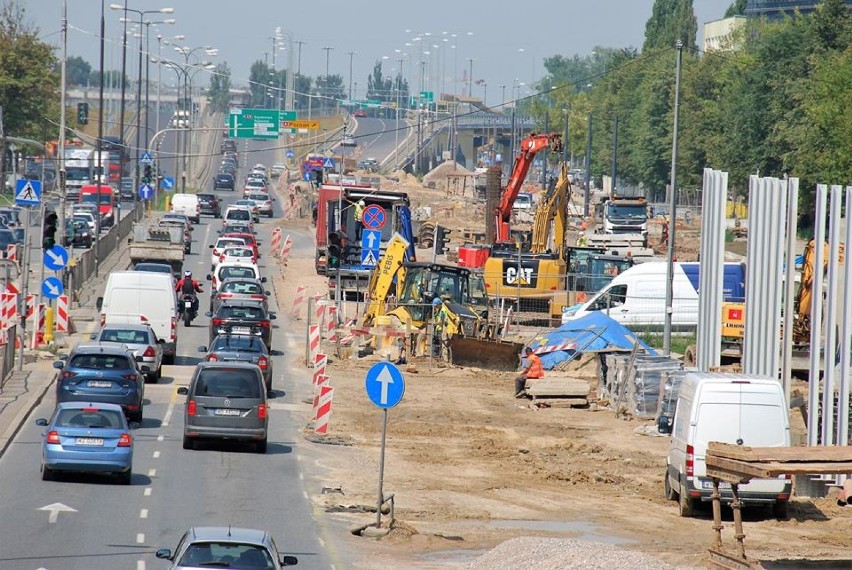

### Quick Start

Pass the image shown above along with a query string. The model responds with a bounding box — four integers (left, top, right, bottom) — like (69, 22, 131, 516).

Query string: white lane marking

(136, 533, 145, 544)
(139, 509, 148, 519)
(303, 490, 308, 499)
(162, 398, 176, 427)
(299, 472, 304, 480)
(38, 502, 77, 524)
(287, 333, 296, 349)
(137, 560, 145, 570)
(153, 451, 161, 459)
(296, 454, 302, 462)
(157, 435, 164, 442)
(144, 487, 152, 496)
(148, 468, 156, 477)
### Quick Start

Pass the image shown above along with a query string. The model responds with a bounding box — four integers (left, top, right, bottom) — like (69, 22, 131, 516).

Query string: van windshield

(695, 402, 786, 449)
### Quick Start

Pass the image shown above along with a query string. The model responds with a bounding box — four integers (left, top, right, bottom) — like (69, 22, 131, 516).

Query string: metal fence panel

(696, 169, 727, 370)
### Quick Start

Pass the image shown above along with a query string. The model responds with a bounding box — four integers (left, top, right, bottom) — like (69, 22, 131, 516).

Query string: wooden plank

(526, 377, 590, 397)
(708, 442, 852, 463)
(707, 456, 852, 483)
(531, 398, 588, 409)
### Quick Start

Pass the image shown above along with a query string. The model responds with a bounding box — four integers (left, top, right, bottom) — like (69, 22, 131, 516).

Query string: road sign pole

(375, 407, 388, 528)
(18, 207, 32, 370)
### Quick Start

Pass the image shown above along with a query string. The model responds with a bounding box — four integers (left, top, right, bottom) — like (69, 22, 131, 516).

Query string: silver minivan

(178, 362, 269, 453)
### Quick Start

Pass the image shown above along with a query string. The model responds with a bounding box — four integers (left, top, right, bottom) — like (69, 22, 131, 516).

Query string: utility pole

(95, 0, 106, 276)
(541, 114, 548, 190)
(347, 50, 356, 104)
(562, 109, 569, 166)
(322, 46, 334, 107)
(467, 58, 475, 97)
(663, 40, 684, 356)
(611, 114, 618, 194)
(118, 1, 128, 172)
(57, 0, 68, 247)
(583, 114, 592, 217)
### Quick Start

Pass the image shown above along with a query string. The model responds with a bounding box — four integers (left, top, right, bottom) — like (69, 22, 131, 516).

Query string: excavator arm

(495, 133, 563, 242)
(361, 233, 411, 327)
(530, 162, 572, 255)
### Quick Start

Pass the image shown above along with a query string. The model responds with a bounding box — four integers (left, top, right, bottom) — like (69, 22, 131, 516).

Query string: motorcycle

(180, 293, 197, 326)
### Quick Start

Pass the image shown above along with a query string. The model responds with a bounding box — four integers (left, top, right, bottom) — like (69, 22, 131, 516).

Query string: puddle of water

(488, 519, 636, 545)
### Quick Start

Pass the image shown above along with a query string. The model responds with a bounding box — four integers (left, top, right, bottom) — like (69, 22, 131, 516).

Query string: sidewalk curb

(0, 370, 56, 459)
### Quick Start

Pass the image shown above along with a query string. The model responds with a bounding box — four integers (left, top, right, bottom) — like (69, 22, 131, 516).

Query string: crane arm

(495, 133, 563, 242)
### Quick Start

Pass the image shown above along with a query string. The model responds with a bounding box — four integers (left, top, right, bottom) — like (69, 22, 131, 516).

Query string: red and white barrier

(5, 244, 17, 262)
(531, 340, 577, 355)
(279, 235, 292, 262)
(312, 374, 331, 415)
(290, 285, 306, 319)
(30, 303, 45, 349)
(325, 305, 338, 342)
(24, 294, 34, 320)
(270, 228, 282, 255)
(0, 292, 17, 330)
(5, 281, 19, 295)
(313, 385, 334, 434)
(55, 295, 70, 333)
(314, 298, 328, 331)
(307, 324, 321, 366)
(312, 353, 327, 384)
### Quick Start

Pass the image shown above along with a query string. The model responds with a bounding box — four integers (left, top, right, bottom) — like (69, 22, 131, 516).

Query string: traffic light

(434, 225, 451, 256)
(314, 168, 324, 185)
(43, 212, 58, 250)
(77, 102, 89, 125)
(327, 231, 342, 270)
(142, 164, 152, 184)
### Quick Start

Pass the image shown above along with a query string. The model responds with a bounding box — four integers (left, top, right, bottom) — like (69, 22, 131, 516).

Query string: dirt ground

(272, 178, 852, 568)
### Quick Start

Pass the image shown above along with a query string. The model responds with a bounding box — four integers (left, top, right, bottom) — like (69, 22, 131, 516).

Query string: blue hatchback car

(54, 343, 148, 421)
(36, 402, 134, 484)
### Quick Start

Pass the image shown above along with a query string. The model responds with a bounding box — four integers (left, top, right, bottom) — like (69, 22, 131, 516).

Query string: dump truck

(128, 222, 185, 276)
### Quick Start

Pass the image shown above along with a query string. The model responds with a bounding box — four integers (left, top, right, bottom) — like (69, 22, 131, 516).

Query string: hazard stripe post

(313, 385, 334, 434)
(290, 285, 306, 319)
(55, 295, 70, 333)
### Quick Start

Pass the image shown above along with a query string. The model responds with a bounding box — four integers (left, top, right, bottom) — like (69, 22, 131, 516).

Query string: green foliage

(207, 62, 232, 113)
(724, 0, 747, 18)
(65, 55, 91, 86)
(644, 0, 698, 51)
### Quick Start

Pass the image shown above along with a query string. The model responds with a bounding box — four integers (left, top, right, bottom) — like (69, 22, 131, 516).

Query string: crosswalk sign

(140, 152, 153, 164)
(361, 249, 379, 267)
(15, 179, 41, 206)
(322, 157, 335, 169)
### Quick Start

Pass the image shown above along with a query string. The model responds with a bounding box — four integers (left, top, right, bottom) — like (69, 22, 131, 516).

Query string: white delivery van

(661, 372, 791, 518)
(170, 193, 201, 224)
(563, 261, 746, 331)
(99, 271, 178, 364)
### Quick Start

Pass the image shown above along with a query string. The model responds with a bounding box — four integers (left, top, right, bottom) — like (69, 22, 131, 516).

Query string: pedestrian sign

(44, 245, 69, 271)
(322, 157, 335, 169)
(286, 149, 295, 159)
(362, 204, 386, 230)
(364, 362, 405, 409)
(139, 152, 153, 164)
(139, 184, 154, 200)
(41, 276, 64, 299)
(15, 179, 41, 206)
(162, 176, 175, 190)
(361, 249, 378, 267)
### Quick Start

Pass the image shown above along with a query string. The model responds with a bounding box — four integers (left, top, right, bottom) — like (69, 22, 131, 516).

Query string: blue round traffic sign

(286, 149, 295, 158)
(43, 245, 69, 271)
(364, 362, 405, 409)
(41, 276, 64, 299)
(139, 183, 154, 200)
(362, 204, 386, 230)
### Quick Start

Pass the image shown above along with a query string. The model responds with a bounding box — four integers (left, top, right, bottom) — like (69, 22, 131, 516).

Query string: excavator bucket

(450, 336, 524, 371)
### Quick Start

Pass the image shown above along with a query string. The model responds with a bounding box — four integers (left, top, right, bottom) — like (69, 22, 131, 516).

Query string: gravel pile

(466, 537, 676, 570)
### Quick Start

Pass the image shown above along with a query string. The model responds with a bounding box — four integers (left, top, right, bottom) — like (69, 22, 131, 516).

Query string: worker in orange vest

(514, 346, 544, 398)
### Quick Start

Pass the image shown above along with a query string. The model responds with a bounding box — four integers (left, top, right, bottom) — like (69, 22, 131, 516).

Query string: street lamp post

(347, 50, 357, 105)
(322, 46, 334, 112)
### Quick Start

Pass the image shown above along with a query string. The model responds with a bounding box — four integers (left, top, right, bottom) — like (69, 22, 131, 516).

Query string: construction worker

(514, 347, 544, 398)
(432, 295, 459, 362)
(576, 231, 588, 247)
(347, 198, 366, 239)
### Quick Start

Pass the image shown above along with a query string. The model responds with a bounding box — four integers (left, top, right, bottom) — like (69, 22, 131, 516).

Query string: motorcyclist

(175, 270, 203, 315)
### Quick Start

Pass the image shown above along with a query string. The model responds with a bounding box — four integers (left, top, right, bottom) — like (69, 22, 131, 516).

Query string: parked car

(197, 193, 221, 218)
(53, 343, 148, 421)
(90, 323, 164, 381)
(36, 402, 134, 484)
(177, 362, 270, 452)
(206, 299, 275, 347)
(199, 334, 273, 392)
(156, 527, 298, 568)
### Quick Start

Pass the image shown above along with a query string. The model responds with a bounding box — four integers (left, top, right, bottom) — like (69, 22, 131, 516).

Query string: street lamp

(110, 3, 174, 218)
(153, 33, 184, 152)
(321, 46, 334, 110)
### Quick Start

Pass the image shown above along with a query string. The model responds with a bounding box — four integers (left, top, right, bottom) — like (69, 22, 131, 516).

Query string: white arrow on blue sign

(361, 230, 381, 251)
(43, 245, 69, 271)
(41, 276, 64, 299)
(286, 149, 295, 158)
(162, 176, 175, 190)
(364, 362, 405, 409)
(139, 184, 154, 200)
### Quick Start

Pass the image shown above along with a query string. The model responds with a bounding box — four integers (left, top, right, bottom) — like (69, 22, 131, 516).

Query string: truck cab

(602, 197, 648, 236)
(79, 184, 117, 228)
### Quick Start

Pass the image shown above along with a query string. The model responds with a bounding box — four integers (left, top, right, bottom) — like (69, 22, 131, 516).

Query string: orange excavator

(793, 239, 832, 343)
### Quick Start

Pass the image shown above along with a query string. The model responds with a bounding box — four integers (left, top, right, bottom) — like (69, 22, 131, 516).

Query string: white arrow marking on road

(366, 232, 377, 249)
(38, 502, 77, 523)
(376, 364, 394, 405)
(46, 249, 65, 266)
(45, 281, 60, 296)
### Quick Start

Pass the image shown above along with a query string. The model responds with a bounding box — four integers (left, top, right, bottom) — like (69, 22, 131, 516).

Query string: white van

(563, 261, 746, 330)
(170, 193, 201, 224)
(99, 271, 178, 364)
(661, 372, 791, 518)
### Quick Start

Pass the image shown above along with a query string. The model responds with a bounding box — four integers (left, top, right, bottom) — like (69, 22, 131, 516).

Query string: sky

(28, 0, 734, 106)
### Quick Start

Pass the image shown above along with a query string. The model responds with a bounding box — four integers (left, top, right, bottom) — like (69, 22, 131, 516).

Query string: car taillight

(187, 400, 197, 416)
(220, 255, 225, 262)
(118, 433, 132, 447)
(142, 346, 156, 357)
(686, 444, 694, 477)
(218, 293, 233, 300)
(207, 354, 218, 361)
(46, 431, 61, 444)
(257, 356, 268, 370)
(122, 373, 138, 381)
(259, 320, 270, 328)
(257, 402, 267, 419)
(61, 371, 77, 378)
(100, 313, 106, 326)
(212, 318, 224, 326)
(170, 316, 176, 341)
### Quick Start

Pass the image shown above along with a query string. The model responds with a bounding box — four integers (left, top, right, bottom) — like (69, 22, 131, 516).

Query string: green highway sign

(419, 91, 434, 101)
(228, 108, 280, 139)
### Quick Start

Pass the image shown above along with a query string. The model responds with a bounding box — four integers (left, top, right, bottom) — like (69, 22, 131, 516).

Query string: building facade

(746, 0, 852, 18)
(703, 16, 747, 51)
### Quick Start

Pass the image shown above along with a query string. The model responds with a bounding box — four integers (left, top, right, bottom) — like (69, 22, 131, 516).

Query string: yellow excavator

(362, 233, 522, 370)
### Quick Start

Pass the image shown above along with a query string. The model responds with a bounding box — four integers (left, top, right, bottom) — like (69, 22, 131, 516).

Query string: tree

(724, 0, 747, 18)
(366, 60, 392, 102)
(65, 55, 91, 86)
(811, 0, 851, 52)
(293, 74, 312, 111)
(207, 62, 231, 113)
(248, 60, 270, 108)
(643, 0, 698, 51)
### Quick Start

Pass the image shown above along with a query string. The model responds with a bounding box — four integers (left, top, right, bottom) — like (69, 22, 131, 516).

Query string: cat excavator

(361, 233, 522, 370)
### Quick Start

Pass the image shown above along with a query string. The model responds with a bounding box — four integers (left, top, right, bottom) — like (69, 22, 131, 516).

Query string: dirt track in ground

(271, 180, 852, 569)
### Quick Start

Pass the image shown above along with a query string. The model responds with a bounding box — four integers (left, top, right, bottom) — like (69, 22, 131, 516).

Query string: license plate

(75, 437, 104, 446)
(185, 301, 192, 308)
(702, 480, 731, 490)
(87, 381, 112, 388)
(215, 408, 241, 416)
(233, 327, 251, 333)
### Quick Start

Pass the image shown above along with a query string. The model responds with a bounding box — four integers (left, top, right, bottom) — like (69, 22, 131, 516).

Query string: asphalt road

(0, 152, 338, 570)
(348, 116, 412, 167)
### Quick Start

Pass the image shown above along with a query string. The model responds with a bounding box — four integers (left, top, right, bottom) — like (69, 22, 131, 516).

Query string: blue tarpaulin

(527, 312, 655, 370)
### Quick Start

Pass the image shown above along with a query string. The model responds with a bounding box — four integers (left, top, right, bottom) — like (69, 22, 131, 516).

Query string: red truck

(79, 184, 117, 228)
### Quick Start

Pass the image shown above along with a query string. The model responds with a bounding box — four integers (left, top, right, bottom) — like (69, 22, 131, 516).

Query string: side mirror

(209, 244, 214, 248)
(265, 291, 271, 296)
(89, 333, 97, 340)
(205, 274, 213, 281)
(155, 548, 173, 560)
(269, 314, 277, 320)
(157, 338, 165, 344)
(204, 311, 213, 318)
(53, 361, 64, 370)
(96, 297, 103, 311)
(197, 346, 208, 353)
(280, 555, 298, 566)
(35, 418, 48, 426)
(261, 277, 267, 283)
(256, 241, 262, 246)
(176, 387, 188, 395)
(657, 415, 672, 435)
